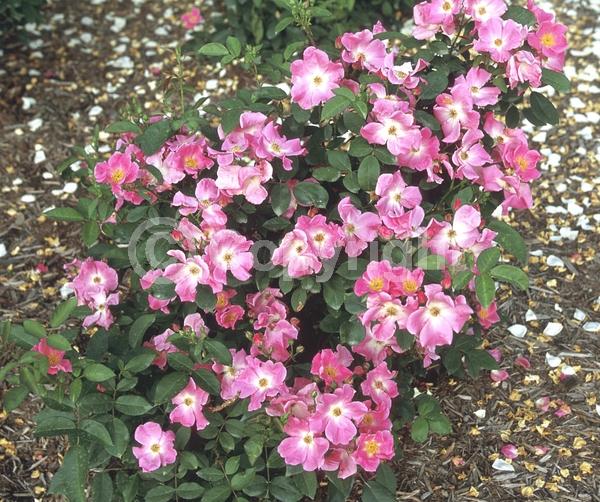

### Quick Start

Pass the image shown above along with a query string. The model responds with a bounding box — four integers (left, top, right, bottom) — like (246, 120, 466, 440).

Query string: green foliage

(0, 0, 46, 33)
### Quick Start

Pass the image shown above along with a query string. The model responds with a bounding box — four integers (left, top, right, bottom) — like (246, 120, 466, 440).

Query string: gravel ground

(0, 0, 599, 500)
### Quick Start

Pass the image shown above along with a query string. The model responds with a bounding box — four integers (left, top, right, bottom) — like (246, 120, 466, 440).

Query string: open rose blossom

(169, 378, 210, 430)
(32, 338, 72, 375)
(290, 47, 344, 109)
(132, 422, 177, 472)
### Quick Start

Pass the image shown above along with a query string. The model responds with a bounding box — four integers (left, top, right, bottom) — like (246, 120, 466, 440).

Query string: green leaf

(136, 120, 173, 156)
(244, 436, 264, 465)
(326, 473, 354, 501)
(420, 71, 448, 100)
(82, 221, 100, 246)
(196, 284, 217, 311)
(343, 110, 364, 134)
(541, 68, 571, 93)
(284, 41, 306, 60)
(35, 410, 76, 436)
(357, 156, 380, 191)
(336, 259, 368, 280)
(333, 86, 357, 102)
(225, 420, 247, 438)
(253, 86, 288, 101)
(323, 276, 346, 311)
(487, 219, 528, 265)
(270, 476, 303, 502)
(225, 456, 240, 475)
(105, 120, 142, 135)
(327, 150, 350, 171)
(204, 339, 232, 365)
(124, 351, 156, 373)
(321, 95, 351, 122)
(416, 253, 446, 271)
(361, 480, 395, 502)
(428, 414, 452, 435)
(442, 348, 462, 374)
(505, 105, 520, 128)
(310, 6, 332, 17)
(201, 484, 231, 502)
(197, 467, 225, 482)
(490, 264, 529, 291)
(504, 5, 536, 26)
(271, 183, 292, 216)
(410, 416, 429, 443)
(106, 417, 129, 458)
(45, 207, 84, 222)
(225, 36, 242, 57)
(294, 471, 317, 499)
(375, 463, 397, 493)
(346, 322, 366, 345)
(293, 181, 329, 208)
(348, 137, 372, 157)
(414, 110, 441, 131)
(114, 395, 153, 416)
(354, 99, 368, 119)
(92, 472, 113, 502)
(49, 445, 88, 502)
(395, 330, 414, 350)
(231, 468, 256, 490)
(81, 419, 113, 447)
(146, 485, 175, 502)
(154, 372, 189, 404)
(23, 320, 46, 338)
(193, 368, 221, 395)
(84, 363, 115, 382)
(50, 297, 77, 328)
(530, 91, 559, 125)
(3, 386, 29, 412)
(476, 247, 501, 273)
(47, 334, 71, 351)
(219, 431, 235, 451)
(465, 348, 499, 377)
(475, 273, 496, 308)
(452, 270, 473, 290)
(128, 313, 156, 348)
(274, 16, 293, 34)
(198, 42, 229, 57)
(313, 166, 341, 182)
(291, 287, 307, 312)
(177, 483, 205, 500)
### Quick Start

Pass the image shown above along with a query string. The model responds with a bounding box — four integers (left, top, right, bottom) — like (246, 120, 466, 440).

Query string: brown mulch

(0, 0, 599, 500)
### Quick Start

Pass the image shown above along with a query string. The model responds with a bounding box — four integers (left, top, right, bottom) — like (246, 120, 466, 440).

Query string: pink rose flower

(277, 417, 330, 471)
(473, 17, 528, 63)
(315, 384, 368, 445)
(169, 378, 210, 430)
(32, 338, 72, 375)
(353, 430, 394, 472)
(290, 47, 344, 110)
(132, 422, 177, 472)
(181, 7, 203, 30)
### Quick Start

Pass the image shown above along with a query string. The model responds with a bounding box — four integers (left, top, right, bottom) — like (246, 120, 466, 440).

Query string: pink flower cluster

(413, 0, 567, 73)
(66, 258, 120, 329)
(273, 356, 398, 477)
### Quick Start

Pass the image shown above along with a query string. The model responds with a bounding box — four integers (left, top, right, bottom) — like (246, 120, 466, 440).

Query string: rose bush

(1, 1, 570, 501)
